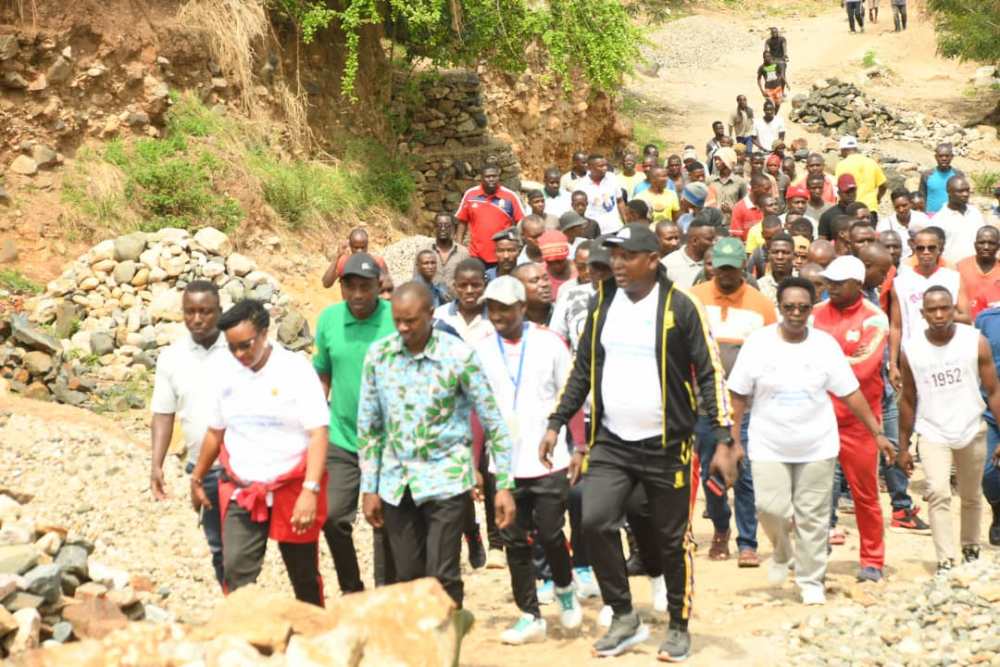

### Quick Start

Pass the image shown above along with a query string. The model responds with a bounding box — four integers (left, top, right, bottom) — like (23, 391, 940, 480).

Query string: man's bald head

(392, 280, 434, 311)
(808, 239, 836, 268)
(798, 262, 826, 304)
(859, 243, 893, 289)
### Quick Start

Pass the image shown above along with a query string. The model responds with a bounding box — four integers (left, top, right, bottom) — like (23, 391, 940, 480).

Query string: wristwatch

(302, 480, 321, 493)
(714, 426, 735, 446)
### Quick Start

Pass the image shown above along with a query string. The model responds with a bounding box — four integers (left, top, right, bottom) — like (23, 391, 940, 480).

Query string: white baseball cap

(479, 275, 525, 305)
(821, 255, 865, 283)
(839, 135, 859, 150)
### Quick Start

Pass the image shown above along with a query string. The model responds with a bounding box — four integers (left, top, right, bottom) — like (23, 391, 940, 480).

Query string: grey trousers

(753, 458, 836, 597)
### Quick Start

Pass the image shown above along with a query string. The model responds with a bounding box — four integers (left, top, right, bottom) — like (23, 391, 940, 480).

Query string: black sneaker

(467, 534, 487, 569)
(936, 558, 955, 575)
(962, 545, 980, 563)
(657, 625, 691, 662)
(625, 552, 647, 577)
(592, 610, 649, 657)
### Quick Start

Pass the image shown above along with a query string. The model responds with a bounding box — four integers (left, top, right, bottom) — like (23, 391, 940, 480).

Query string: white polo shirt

(207, 344, 329, 483)
(579, 173, 624, 234)
(150, 332, 232, 464)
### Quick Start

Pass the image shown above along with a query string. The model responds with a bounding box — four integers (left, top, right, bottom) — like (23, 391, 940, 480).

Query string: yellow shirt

(835, 154, 886, 210)
(636, 188, 680, 222)
(619, 172, 644, 200)
(745, 222, 765, 255)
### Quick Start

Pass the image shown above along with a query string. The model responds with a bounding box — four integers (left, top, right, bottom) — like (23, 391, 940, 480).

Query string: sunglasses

(229, 332, 260, 353)
(914, 245, 939, 252)
(780, 303, 812, 314)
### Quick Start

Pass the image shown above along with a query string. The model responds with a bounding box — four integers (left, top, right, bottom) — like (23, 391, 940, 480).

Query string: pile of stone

(9, 579, 462, 666)
(0, 227, 310, 410)
(394, 71, 522, 227)
(0, 491, 171, 658)
(790, 79, 981, 155)
(785, 556, 1000, 666)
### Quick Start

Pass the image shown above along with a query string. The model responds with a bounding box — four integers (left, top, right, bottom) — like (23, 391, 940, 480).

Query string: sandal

(708, 530, 730, 560)
(737, 548, 760, 568)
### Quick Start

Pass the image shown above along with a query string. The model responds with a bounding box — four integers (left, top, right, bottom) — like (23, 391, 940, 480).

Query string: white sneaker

(598, 604, 614, 627)
(768, 559, 791, 585)
(801, 586, 826, 606)
(649, 575, 667, 613)
(573, 566, 600, 599)
(555, 584, 582, 629)
(500, 613, 547, 645)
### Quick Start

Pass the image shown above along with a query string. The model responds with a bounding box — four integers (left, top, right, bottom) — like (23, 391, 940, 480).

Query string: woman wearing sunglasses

(725, 276, 891, 605)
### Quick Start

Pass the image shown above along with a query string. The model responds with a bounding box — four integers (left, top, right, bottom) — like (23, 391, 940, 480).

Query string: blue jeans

(186, 462, 224, 586)
(984, 419, 1000, 506)
(879, 388, 913, 511)
(735, 136, 754, 155)
(697, 413, 757, 550)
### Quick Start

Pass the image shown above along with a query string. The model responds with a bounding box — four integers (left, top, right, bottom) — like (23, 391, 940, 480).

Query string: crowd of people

(147, 26, 1000, 664)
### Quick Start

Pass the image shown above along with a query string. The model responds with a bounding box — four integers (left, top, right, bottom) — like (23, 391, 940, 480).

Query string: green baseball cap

(712, 237, 746, 269)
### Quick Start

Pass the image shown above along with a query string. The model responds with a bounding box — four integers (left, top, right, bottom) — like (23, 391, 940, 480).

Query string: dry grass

(4, 0, 37, 25)
(177, 0, 314, 152)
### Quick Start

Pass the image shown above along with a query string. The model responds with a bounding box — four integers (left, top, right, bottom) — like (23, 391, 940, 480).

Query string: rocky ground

(3, 396, 999, 665)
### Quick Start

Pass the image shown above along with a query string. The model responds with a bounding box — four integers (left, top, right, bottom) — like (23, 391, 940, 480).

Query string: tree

(926, 0, 1000, 65)
(270, 0, 641, 99)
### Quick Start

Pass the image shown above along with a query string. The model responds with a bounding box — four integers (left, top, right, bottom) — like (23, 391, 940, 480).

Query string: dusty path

(626, 2, 999, 175)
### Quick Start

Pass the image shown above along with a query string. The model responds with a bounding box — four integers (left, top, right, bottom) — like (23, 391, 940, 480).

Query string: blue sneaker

(536, 579, 554, 605)
(857, 566, 883, 583)
(573, 567, 600, 599)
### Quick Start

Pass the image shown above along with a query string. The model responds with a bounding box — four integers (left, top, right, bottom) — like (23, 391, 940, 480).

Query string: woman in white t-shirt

(727, 277, 892, 606)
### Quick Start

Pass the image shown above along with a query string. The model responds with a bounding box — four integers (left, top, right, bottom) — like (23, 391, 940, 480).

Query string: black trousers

(624, 485, 664, 578)
(382, 488, 467, 606)
(582, 428, 694, 627)
(322, 445, 396, 592)
(502, 473, 574, 617)
(223, 502, 323, 605)
(463, 450, 502, 549)
(846, 1, 864, 31)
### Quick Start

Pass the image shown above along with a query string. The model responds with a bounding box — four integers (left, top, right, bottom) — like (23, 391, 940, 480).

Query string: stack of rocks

(394, 71, 522, 227)
(0, 227, 310, 410)
(790, 79, 980, 154)
(0, 491, 170, 659)
(785, 556, 1000, 666)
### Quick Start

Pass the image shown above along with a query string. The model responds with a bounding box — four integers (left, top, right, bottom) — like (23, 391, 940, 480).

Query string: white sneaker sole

(593, 623, 650, 658)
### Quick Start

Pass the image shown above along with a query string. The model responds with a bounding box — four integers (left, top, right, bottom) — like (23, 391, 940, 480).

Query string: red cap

(837, 173, 857, 191)
(785, 184, 809, 201)
(538, 230, 570, 262)
(766, 154, 782, 167)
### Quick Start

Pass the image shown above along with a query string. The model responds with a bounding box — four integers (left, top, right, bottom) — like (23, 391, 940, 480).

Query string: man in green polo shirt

(313, 252, 397, 592)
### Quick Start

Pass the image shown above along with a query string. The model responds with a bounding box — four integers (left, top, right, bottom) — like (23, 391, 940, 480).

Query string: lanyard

(496, 324, 528, 406)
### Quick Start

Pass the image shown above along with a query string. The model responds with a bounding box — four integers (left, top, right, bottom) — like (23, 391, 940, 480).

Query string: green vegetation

(0, 269, 42, 294)
(926, 0, 1000, 65)
(271, 0, 641, 98)
(631, 120, 668, 154)
(971, 171, 1000, 196)
(862, 49, 877, 68)
(94, 369, 153, 414)
(62, 94, 414, 234)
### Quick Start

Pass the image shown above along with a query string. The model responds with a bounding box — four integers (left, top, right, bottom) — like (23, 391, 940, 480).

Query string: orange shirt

(957, 257, 1000, 321)
(690, 281, 777, 375)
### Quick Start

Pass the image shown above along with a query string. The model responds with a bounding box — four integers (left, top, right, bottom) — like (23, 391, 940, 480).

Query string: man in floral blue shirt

(357, 281, 516, 606)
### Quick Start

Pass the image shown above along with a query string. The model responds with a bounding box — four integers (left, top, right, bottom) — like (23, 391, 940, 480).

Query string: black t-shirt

(818, 203, 850, 240)
(766, 36, 786, 60)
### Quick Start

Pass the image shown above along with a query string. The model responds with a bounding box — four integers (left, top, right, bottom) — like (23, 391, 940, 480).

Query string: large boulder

(113, 233, 147, 262)
(193, 228, 232, 257)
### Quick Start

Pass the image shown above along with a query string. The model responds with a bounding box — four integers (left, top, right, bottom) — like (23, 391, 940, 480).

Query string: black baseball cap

(559, 211, 587, 232)
(342, 252, 381, 279)
(492, 227, 520, 243)
(587, 240, 611, 266)
(602, 223, 659, 253)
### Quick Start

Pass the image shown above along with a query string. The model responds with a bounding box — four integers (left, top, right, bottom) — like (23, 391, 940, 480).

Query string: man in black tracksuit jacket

(540, 222, 732, 661)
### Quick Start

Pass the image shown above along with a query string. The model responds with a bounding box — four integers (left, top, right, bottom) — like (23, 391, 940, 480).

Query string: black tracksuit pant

(582, 427, 694, 628)
(502, 472, 574, 617)
(382, 487, 467, 606)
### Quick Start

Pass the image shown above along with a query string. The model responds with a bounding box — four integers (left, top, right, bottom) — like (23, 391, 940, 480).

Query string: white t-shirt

(727, 325, 859, 462)
(433, 302, 495, 345)
(904, 324, 985, 446)
(893, 265, 961, 344)
(752, 115, 786, 152)
(207, 344, 329, 483)
(932, 205, 986, 265)
(579, 173, 624, 235)
(474, 324, 573, 479)
(150, 333, 232, 464)
(544, 191, 572, 219)
(876, 211, 931, 260)
(600, 286, 663, 440)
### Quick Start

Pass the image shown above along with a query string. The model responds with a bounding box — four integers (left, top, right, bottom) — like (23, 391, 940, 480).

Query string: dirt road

(627, 2, 999, 175)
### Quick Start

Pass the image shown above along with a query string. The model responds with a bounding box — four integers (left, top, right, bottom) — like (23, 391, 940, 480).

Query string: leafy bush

(971, 171, 1000, 196)
(862, 49, 877, 68)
